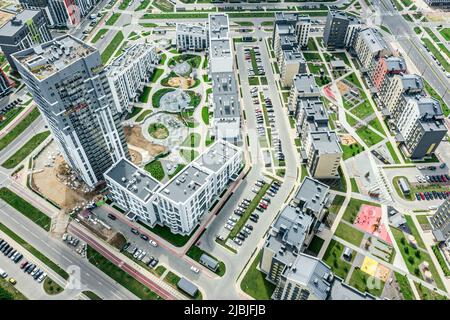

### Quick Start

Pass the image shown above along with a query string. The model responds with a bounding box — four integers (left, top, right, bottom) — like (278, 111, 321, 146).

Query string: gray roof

(310, 131, 342, 154)
(292, 74, 320, 96)
(195, 139, 238, 172)
(176, 22, 207, 35)
(401, 74, 423, 92)
(0, 9, 40, 37)
(210, 39, 232, 59)
(266, 205, 314, 259)
(200, 254, 219, 271)
(284, 50, 305, 63)
(12, 35, 95, 80)
(211, 71, 239, 118)
(385, 57, 406, 72)
(358, 27, 391, 55)
(294, 177, 330, 216)
(107, 43, 155, 77)
(274, 11, 299, 23)
(209, 13, 229, 39)
(330, 59, 346, 68)
(160, 162, 210, 203)
(300, 98, 329, 124)
(330, 279, 376, 300)
(177, 277, 199, 297)
(104, 158, 162, 202)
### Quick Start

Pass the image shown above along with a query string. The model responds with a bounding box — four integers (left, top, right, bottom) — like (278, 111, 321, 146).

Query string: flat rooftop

(0, 9, 39, 37)
(105, 158, 162, 202)
(13, 35, 96, 80)
(211, 71, 240, 118)
(210, 39, 232, 59)
(294, 177, 330, 216)
(274, 11, 299, 23)
(209, 13, 229, 39)
(358, 27, 390, 54)
(401, 74, 423, 92)
(310, 131, 342, 154)
(176, 22, 207, 35)
(284, 50, 305, 63)
(107, 43, 155, 77)
(0, 9, 14, 29)
(301, 98, 329, 123)
(160, 163, 210, 203)
(385, 56, 406, 72)
(195, 139, 239, 172)
(293, 73, 320, 95)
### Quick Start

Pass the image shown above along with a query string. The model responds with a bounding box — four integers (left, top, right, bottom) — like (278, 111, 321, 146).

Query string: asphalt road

(376, 0, 450, 107)
(0, 204, 139, 300)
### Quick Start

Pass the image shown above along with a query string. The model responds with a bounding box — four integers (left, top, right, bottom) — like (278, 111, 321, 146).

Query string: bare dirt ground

(168, 76, 195, 89)
(129, 147, 143, 165)
(32, 155, 97, 212)
(341, 134, 357, 146)
(337, 80, 350, 95)
(124, 125, 166, 156)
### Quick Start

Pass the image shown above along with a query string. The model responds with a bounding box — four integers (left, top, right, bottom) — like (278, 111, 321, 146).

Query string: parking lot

(217, 177, 282, 250)
(244, 46, 265, 77)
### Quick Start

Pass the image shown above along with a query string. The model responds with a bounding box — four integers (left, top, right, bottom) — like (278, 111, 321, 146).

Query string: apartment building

(288, 73, 321, 116)
(176, 22, 208, 51)
(107, 43, 159, 114)
(353, 27, 392, 71)
(323, 11, 360, 49)
(430, 198, 450, 244)
(379, 74, 423, 114)
(273, 12, 309, 87)
(13, 35, 129, 187)
(424, 0, 450, 7)
(304, 131, 342, 179)
(396, 96, 447, 159)
(260, 177, 330, 284)
(19, 0, 101, 27)
(272, 253, 376, 300)
(105, 140, 243, 235)
(0, 9, 52, 71)
(208, 13, 241, 142)
(369, 56, 406, 92)
(0, 67, 13, 96)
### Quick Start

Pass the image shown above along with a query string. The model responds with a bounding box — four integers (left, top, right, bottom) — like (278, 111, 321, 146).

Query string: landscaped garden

(240, 251, 276, 300)
(148, 123, 169, 139)
(322, 239, 352, 279)
(144, 160, 165, 181)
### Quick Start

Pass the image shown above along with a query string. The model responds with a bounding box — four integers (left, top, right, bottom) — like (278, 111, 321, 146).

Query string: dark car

(140, 234, 149, 241)
(150, 258, 159, 268)
(415, 193, 421, 201)
(245, 224, 254, 230)
(131, 228, 140, 235)
(249, 216, 258, 223)
(107, 213, 117, 220)
(237, 234, 245, 241)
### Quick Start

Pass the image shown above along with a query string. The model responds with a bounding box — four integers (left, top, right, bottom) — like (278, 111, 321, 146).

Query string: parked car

(149, 240, 158, 247)
(131, 228, 140, 235)
(107, 214, 116, 220)
(190, 266, 200, 273)
(140, 234, 149, 241)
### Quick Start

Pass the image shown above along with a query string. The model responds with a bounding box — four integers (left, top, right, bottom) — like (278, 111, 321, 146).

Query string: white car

(229, 216, 238, 222)
(190, 266, 200, 273)
(149, 240, 158, 247)
(233, 238, 242, 246)
(37, 273, 47, 283)
(227, 221, 236, 227)
(225, 224, 233, 231)
(133, 249, 141, 259)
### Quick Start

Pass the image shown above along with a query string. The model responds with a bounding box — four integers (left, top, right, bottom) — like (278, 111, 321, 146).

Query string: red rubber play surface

(353, 204, 392, 244)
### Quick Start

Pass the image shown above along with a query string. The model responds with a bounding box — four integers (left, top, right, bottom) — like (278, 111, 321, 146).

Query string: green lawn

(186, 246, 225, 276)
(148, 123, 169, 139)
(349, 268, 385, 297)
(83, 291, 102, 300)
(356, 126, 383, 147)
(432, 245, 450, 276)
(139, 86, 152, 103)
(350, 178, 359, 193)
(152, 0, 174, 11)
(101, 31, 124, 64)
(322, 239, 352, 279)
(416, 215, 431, 230)
(248, 77, 260, 86)
(342, 198, 380, 223)
(2, 131, 50, 169)
(0, 278, 27, 300)
(137, 220, 195, 247)
(135, 110, 153, 122)
(335, 222, 364, 247)
(422, 38, 450, 73)
(341, 141, 364, 160)
(87, 245, 162, 300)
(105, 13, 121, 26)
(180, 149, 199, 162)
(0, 107, 24, 131)
(201, 107, 209, 125)
(367, 118, 385, 136)
(125, 107, 142, 120)
(394, 272, 415, 300)
(0, 107, 40, 152)
(414, 282, 447, 300)
(240, 251, 276, 300)
(0, 187, 51, 231)
(391, 227, 446, 291)
(150, 68, 164, 83)
(329, 195, 345, 215)
(152, 88, 174, 108)
(135, 0, 150, 10)
(351, 102, 374, 120)
(181, 133, 200, 148)
(144, 160, 165, 181)
(404, 215, 426, 249)
(385, 141, 401, 164)
(439, 28, 450, 41)
(91, 29, 108, 43)
(0, 221, 69, 279)
(118, 0, 132, 9)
